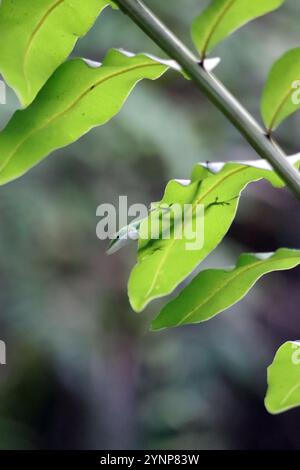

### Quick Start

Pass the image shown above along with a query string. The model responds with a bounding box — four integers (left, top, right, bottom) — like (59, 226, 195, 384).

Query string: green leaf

(128, 156, 300, 312)
(261, 48, 300, 131)
(0, 0, 113, 106)
(191, 0, 284, 59)
(0, 49, 169, 185)
(265, 341, 300, 414)
(152, 248, 300, 331)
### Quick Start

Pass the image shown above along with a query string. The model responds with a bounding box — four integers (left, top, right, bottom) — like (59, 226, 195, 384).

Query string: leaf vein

(23, 0, 65, 96)
(0, 61, 162, 176)
(143, 165, 248, 301)
(281, 381, 300, 405)
(177, 255, 300, 326)
(201, 0, 237, 58)
(268, 86, 295, 132)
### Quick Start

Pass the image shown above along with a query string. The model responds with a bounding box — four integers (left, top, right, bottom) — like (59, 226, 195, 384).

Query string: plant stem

(114, 0, 300, 200)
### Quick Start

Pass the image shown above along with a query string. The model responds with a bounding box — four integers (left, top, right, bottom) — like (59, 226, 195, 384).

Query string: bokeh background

(0, 0, 299, 450)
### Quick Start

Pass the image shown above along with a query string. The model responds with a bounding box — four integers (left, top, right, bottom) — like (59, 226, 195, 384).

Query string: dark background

(0, 0, 299, 450)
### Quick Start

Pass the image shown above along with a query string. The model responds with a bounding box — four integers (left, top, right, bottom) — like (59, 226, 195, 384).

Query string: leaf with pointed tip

(152, 248, 300, 330)
(128, 156, 300, 312)
(0, 0, 113, 106)
(265, 341, 300, 414)
(192, 0, 284, 59)
(0, 49, 169, 185)
(261, 48, 300, 131)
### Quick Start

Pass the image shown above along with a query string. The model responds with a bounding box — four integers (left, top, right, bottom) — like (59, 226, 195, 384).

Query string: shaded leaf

(128, 156, 300, 312)
(0, 0, 113, 106)
(192, 0, 284, 59)
(0, 49, 169, 185)
(261, 48, 300, 131)
(152, 248, 300, 330)
(265, 341, 300, 414)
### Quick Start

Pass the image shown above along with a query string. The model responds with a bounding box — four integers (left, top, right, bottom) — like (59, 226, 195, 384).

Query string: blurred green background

(0, 0, 300, 450)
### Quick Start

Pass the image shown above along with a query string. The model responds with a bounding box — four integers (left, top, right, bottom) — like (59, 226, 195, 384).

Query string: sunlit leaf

(0, 49, 169, 185)
(128, 156, 300, 312)
(265, 341, 300, 414)
(0, 0, 113, 106)
(261, 48, 300, 131)
(192, 0, 284, 59)
(152, 248, 300, 330)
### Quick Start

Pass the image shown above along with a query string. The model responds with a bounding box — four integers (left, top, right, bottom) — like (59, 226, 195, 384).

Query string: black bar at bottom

(0, 450, 297, 466)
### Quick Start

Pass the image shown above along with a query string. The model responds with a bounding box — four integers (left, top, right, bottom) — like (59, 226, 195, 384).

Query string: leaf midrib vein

(0, 61, 162, 175)
(281, 381, 300, 405)
(201, 0, 237, 58)
(177, 255, 300, 326)
(143, 165, 248, 301)
(23, 0, 65, 96)
(267, 85, 297, 132)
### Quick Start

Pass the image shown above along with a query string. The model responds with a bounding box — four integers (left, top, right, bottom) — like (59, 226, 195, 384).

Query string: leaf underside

(152, 248, 300, 330)
(0, 49, 168, 185)
(192, 0, 285, 58)
(261, 47, 300, 131)
(0, 0, 112, 106)
(265, 341, 300, 414)
(128, 157, 300, 312)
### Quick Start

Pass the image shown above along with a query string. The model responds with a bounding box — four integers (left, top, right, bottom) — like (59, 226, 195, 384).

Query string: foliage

(191, 0, 284, 59)
(128, 157, 300, 312)
(0, 0, 299, 415)
(265, 342, 300, 414)
(261, 48, 300, 131)
(0, 50, 168, 185)
(0, 0, 114, 106)
(152, 248, 300, 330)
